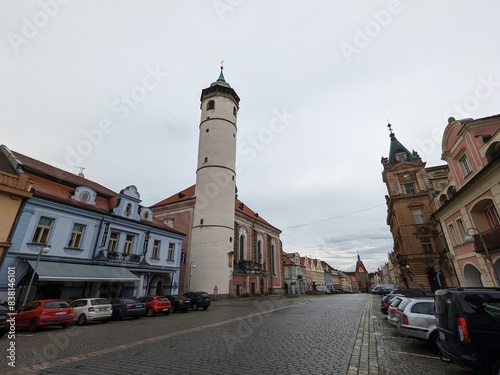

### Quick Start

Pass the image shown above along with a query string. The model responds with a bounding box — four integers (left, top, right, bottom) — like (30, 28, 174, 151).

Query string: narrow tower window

(207, 100, 215, 110)
(233, 106, 236, 116)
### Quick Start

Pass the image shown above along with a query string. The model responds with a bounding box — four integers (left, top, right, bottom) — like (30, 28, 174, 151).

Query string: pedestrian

(213, 285, 218, 300)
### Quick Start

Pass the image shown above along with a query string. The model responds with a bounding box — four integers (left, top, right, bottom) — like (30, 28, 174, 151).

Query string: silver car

(70, 298, 113, 325)
(396, 297, 438, 350)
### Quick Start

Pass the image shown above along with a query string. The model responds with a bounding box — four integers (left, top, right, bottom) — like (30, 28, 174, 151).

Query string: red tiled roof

(11, 150, 185, 235)
(153, 185, 281, 232)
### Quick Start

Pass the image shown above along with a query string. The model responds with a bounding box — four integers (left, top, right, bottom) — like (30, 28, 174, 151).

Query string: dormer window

(72, 186, 97, 205)
(140, 207, 154, 222)
(207, 100, 215, 110)
(394, 152, 407, 162)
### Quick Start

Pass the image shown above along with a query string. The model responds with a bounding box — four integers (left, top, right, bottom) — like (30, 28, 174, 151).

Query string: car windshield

(45, 301, 70, 308)
(121, 298, 139, 304)
(91, 299, 110, 305)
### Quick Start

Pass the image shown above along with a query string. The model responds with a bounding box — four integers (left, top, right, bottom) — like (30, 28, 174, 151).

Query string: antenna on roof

(74, 165, 85, 178)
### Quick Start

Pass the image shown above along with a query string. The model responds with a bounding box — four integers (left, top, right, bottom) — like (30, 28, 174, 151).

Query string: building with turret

(381, 124, 453, 291)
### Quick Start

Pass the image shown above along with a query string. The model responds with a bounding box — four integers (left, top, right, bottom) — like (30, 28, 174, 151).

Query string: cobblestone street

(1, 294, 471, 374)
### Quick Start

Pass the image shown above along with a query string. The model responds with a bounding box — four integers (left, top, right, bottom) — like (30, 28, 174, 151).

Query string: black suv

(435, 287, 500, 375)
(182, 291, 211, 311)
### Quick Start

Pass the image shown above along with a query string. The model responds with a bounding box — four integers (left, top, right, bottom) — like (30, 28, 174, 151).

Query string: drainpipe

(92, 217, 105, 259)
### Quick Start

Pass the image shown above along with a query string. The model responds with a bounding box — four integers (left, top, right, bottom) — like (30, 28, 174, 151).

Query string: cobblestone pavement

(0, 294, 471, 374)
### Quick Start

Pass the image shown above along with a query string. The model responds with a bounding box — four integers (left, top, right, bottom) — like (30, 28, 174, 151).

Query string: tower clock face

(402, 172, 413, 181)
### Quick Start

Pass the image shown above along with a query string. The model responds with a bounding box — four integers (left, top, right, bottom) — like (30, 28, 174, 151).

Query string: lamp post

(465, 227, 500, 287)
(188, 261, 196, 292)
(22, 244, 50, 306)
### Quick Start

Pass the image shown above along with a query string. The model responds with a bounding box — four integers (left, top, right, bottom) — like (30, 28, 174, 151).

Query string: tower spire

(217, 60, 226, 83)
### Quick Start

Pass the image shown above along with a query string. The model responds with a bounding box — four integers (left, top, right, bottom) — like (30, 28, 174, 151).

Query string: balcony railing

(470, 226, 500, 254)
(94, 250, 142, 264)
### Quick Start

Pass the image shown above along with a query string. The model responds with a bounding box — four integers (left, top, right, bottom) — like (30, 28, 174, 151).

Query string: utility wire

(283, 203, 386, 230)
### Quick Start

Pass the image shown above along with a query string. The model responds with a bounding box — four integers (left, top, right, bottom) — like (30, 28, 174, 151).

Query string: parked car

(182, 291, 212, 311)
(163, 295, 191, 313)
(110, 297, 146, 320)
(0, 304, 10, 337)
(435, 287, 500, 375)
(14, 299, 73, 332)
(387, 296, 406, 326)
(137, 296, 172, 317)
(70, 298, 112, 325)
(380, 294, 403, 315)
(372, 284, 395, 294)
(396, 297, 438, 351)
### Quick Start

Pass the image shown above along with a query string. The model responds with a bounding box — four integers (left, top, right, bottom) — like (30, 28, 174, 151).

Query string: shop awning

(27, 261, 140, 282)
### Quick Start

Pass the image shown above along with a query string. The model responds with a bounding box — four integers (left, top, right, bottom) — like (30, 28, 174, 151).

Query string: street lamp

(465, 227, 500, 287)
(188, 261, 196, 292)
(22, 244, 50, 306)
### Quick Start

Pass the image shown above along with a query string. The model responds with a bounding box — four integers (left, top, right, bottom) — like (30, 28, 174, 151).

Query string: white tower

(189, 68, 240, 295)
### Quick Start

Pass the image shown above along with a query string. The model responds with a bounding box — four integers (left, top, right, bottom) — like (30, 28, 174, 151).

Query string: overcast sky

(2, 1, 499, 273)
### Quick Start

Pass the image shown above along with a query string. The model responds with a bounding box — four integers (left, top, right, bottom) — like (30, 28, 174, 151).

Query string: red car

(15, 299, 74, 332)
(137, 296, 172, 317)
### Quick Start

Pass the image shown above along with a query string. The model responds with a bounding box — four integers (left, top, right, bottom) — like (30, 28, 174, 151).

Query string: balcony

(94, 250, 142, 264)
(470, 227, 500, 254)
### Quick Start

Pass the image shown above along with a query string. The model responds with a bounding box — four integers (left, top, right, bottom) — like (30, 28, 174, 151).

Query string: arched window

(257, 240, 262, 262)
(207, 100, 215, 110)
(239, 234, 245, 260)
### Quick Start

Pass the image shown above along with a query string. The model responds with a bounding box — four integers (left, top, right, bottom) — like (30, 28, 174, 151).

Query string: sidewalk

(348, 295, 378, 375)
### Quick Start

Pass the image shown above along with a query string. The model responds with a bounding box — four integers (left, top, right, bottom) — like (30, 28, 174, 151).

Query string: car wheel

(147, 308, 155, 317)
(163, 310, 170, 316)
(102, 319, 109, 323)
(61, 322, 70, 329)
(191, 303, 198, 311)
(29, 318, 38, 332)
(202, 306, 209, 310)
(429, 331, 439, 353)
(181, 309, 187, 313)
(78, 314, 87, 326)
(491, 359, 500, 375)
(112, 310, 122, 321)
(134, 316, 141, 319)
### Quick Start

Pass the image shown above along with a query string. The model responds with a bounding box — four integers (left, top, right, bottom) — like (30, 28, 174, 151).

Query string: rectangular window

(181, 252, 186, 264)
(448, 224, 458, 246)
(456, 219, 467, 243)
(412, 209, 425, 224)
(32, 216, 54, 244)
(123, 234, 134, 255)
(167, 243, 175, 260)
(404, 183, 416, 194)
(421, 237, 433, 253)
(459, 154, 473, 175)
(484, 205, 500, 228)
(108, 232, 119, 254)
(68, 223, 86, 248)
(152, 240, 161, 258)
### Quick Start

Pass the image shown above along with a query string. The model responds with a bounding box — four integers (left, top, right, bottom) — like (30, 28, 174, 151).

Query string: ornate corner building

(381, 125, 453, 291)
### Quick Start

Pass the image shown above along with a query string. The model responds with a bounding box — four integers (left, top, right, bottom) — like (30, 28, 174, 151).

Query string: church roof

(152, 184, 281, 232)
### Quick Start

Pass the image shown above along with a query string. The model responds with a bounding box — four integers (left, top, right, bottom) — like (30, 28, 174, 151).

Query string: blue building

(0, 146, 185, 306)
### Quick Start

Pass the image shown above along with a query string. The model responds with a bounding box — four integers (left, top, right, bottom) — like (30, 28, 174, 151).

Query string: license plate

(135, 305, 142, 308)
(439, 331, 445, 340)
(54, 311, 66, 315)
